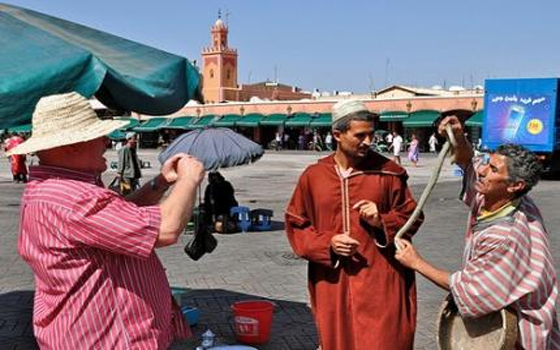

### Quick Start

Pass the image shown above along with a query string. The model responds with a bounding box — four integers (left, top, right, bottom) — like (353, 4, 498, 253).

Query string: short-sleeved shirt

(450, 162, 560, 349)
(19, 166, 190, 349)
(392, 135, 403, 155)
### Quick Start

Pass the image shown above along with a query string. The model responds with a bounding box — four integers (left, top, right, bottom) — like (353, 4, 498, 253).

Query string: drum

(437, 294, 518, 350)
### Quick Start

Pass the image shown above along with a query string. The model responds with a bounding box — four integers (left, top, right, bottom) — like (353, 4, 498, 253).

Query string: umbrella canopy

(158, 128, 264, 171)
(0, 3, 200, 129)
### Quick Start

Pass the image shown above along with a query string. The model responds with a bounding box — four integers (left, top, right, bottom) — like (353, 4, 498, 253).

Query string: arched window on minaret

(226, 69, 231, 80)
(210, 69, 214, 79)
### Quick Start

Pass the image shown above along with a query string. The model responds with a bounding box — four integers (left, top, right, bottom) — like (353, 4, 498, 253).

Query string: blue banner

(483, 79, 558, 152)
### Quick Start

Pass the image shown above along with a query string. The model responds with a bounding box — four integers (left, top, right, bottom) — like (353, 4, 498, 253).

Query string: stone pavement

(1, 150, 559, 349)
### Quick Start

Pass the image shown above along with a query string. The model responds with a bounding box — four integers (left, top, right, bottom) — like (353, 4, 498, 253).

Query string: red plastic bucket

(231, 300, 275, 344)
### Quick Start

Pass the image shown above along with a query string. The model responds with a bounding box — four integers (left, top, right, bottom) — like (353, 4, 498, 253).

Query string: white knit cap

(331, 99, 375, 124)
(7, 92, 128, 155)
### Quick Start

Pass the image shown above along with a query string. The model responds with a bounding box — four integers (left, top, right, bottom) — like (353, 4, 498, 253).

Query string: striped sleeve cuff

(134, 205, 161, 259)
(449, 271, 474, 318)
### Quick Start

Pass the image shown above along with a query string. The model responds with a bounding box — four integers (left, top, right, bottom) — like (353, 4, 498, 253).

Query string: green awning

(114, 117, 140, 130)
(403, 110, 440, 127)
(285, 113, 312, 127)
(132, 117, 169, 132)
(165, 116, 195, 129)
(213, 114, 242, 127)
(108, 129, 128, 140)
(236, 113, 264, 127)
(260, 114, 288, 126)
(310, 113, 332, 127)
(0, 3, 200, 129)
(465, 110, 483, 127)
(380, 111, 409, 121)
(6, 124, 32, 133)
(188, 115, 216, 129)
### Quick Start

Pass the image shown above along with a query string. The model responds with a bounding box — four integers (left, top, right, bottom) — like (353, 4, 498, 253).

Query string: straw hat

(6, 92, 128, 155)
(332, 99, 376, 124)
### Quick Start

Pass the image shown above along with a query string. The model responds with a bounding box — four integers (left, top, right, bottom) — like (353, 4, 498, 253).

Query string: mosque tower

(201, 16, 239, 103)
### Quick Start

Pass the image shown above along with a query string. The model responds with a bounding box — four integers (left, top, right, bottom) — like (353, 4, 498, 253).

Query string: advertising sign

(483, 79, 558, 152)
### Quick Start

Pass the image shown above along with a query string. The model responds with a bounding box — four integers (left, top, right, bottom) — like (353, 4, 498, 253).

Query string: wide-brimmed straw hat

(6, 92, 128, 155)
(332, 99, 377, 124)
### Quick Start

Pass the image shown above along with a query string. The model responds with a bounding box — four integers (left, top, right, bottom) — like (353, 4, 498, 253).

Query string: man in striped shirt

(395, 116, 560, 349)
(7, 92, 206, 349)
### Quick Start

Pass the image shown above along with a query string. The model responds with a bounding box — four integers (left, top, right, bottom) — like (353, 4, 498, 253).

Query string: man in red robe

(286, 99, 423, 350)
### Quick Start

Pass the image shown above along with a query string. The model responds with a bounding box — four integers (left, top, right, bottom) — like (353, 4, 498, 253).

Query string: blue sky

(6, 0, 560, 93)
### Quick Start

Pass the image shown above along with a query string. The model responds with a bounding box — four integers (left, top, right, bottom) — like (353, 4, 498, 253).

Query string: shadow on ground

(0, 290, 38, 349)
(171, 288, 317, 350)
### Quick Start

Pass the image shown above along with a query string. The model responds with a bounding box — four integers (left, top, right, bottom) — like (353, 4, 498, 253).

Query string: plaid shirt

(450, 162, 560, 349)
(18, 166, 190, 349)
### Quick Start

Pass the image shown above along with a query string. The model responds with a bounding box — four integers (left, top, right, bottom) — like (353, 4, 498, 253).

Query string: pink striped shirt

(18, 166, 190, 349)
(450, 162, 560, 349)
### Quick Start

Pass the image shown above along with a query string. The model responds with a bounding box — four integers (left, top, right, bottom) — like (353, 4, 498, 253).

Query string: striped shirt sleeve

(450, 226, 532, 318)
(63, 189, 160, 259)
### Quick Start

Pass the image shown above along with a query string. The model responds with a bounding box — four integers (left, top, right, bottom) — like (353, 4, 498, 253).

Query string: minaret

(201, 17, 238, 103)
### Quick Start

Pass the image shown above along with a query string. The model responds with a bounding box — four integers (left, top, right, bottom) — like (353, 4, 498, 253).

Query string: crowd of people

(272, 130, 334, 151)
(4, 92, 560, 349)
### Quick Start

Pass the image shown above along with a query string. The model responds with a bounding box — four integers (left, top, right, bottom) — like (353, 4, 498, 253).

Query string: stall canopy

(465, 110, 484, 127)
(285, 113, 312, 127)
(165, 116, 195, 130)
(0, 3, 200, 129)
(132, 118, 169, 132)
(379, 111, 410, 121)
(107, 117, 139, 139)
(114, 117, 140, 129)
(189, 115, 216, 129)
(310, 113, 332, 127)
(260, 114, 288, 126)
(6, 124, 32, 133)
(402, 110, 440, 127)
(236, 113, 264, 127)
(213, 114, 242, 127)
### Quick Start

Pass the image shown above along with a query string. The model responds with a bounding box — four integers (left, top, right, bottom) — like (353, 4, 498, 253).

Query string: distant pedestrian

(117, 132, 142, 195)
(283, 133, 290, 149)
(428, 132, 438, 153)
(275, 131, 282, 151)
(390, 132, 403, 165)
(407, 134, 419, 167)
(3, 133, 28, 183)
(298, 134, 306, 150)
(325, 132, 333, 151)
(385, 131, 393, 144)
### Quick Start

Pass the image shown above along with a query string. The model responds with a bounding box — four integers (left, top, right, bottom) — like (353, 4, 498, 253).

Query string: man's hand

(176, 155, 205, 185)
(331, 234, 360, 257)
(353, 200, 382, 228)
(394, 238, 422, 270)
(437, 116, 473, 168)
(437, 116, 464, 141)
(395, 238, 451, 290)
(161, 153, 205, 186)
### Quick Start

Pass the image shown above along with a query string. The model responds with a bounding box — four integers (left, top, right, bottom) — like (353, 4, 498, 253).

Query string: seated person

(203, 172, 239, 232)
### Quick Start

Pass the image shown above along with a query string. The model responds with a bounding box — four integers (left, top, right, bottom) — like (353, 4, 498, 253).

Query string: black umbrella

(158, 127, 264, 171)
(158, 127, 264, 261)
